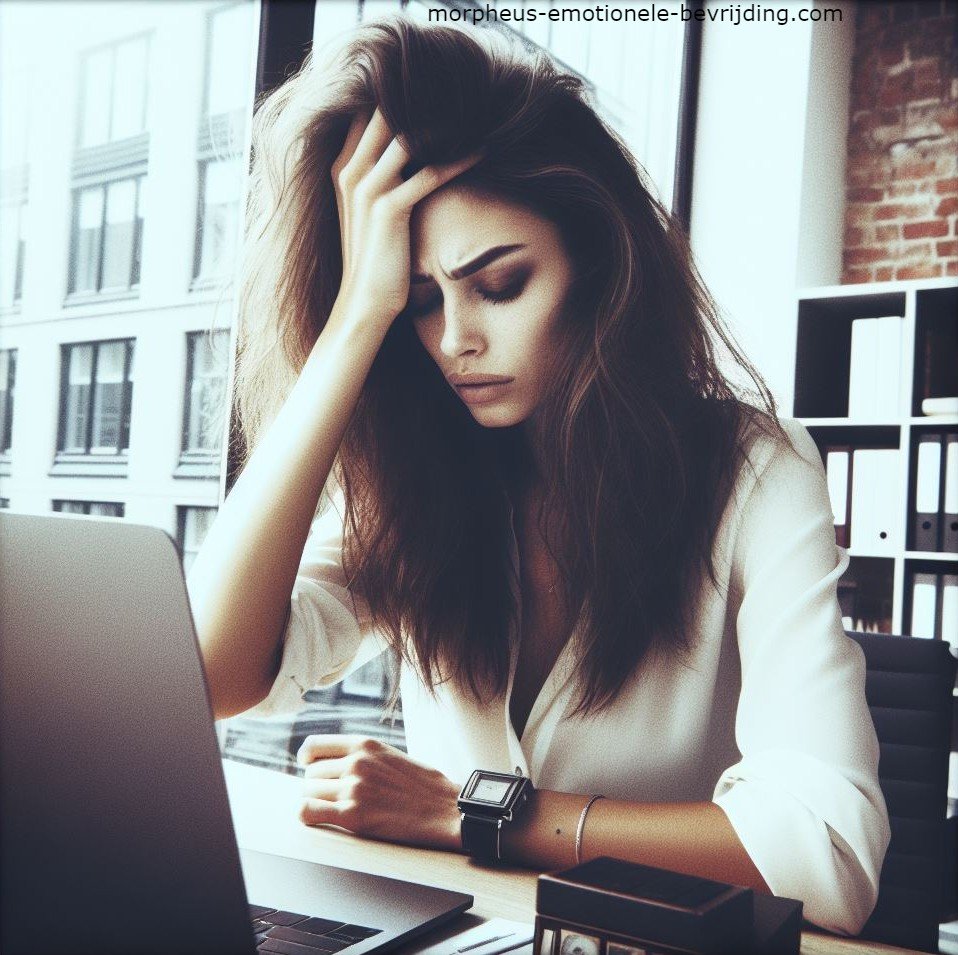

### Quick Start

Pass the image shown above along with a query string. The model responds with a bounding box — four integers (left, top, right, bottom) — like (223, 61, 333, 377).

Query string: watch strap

(460, 813, 501, 862)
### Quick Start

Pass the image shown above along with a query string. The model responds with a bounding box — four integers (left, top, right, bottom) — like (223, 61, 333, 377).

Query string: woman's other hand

(331, 107, 482, 329)
(297, 734, 463, 851)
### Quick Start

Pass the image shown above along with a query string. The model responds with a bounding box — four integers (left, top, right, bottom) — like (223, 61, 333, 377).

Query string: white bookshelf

(793, 277, 958, 638)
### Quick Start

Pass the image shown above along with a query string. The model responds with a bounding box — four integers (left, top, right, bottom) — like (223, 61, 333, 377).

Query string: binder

(914, 433, 942, 551)
(850, 448, 899, 554)
(825, 447, 852, 548)
(943, 433, 958, 553)
(849, 318, 879, 420)
(875, 316, 903, 419)
(941, 574, 957, 653)
(910, 572, 939, 639)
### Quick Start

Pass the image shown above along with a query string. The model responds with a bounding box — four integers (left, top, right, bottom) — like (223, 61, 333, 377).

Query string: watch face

(470, 776, 512, 804)
(558, 930, 601, 955)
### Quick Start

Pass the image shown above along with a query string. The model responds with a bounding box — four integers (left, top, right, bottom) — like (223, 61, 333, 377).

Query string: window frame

(52, 499, 125, 517)
(75, 30, 152, 152)
(176, 504, 218, 573)
(66, 175, 146, 298)
(0, 347, 16, 455)
(178, 328, 230, 476)
(55, 338, 135, 460)
(191, 157, 243, 284)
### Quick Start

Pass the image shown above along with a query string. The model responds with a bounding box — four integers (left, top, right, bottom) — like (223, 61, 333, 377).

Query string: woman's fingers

(331, 111, 372, 268)
(360, 135, 412, 197)
(390, 151, 484, 210)
(302, 755, 353, 779)
(331, 109, 372, 182)
(299, 796, 350, 827)
(344, 106, 394, 182)
(297, 733, 382, 765)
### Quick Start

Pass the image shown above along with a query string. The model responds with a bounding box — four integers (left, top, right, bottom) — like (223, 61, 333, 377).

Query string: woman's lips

(455, 381, 513, 405)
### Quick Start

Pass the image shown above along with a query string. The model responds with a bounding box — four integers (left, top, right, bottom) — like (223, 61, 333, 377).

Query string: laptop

(0, 511, 473, 955)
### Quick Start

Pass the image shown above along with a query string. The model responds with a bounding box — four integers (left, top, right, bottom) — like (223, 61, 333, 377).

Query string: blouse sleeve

(243, 487, 389, 718)
(711, 419, 890, 936)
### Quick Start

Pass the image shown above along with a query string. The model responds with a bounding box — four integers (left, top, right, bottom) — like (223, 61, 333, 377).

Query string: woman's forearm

(497, 790, 771, 893)
(187, 298, 390, 720)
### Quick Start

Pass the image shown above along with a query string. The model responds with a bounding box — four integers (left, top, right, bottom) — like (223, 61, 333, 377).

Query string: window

(177, 505, 217, 574)
(194, 4, 256, 286)
(0, 498, 9, 509)
(205, 3, 255, 117)
(57, 340, 134, 456)
(0, 349, 16, 454)
(53, 499, 125, 517)
(78, 34, 149, 148)
(0, 201, 26, 307)
(68, 177, 145, 295)
(182, 329, 229, 455)
(193, 158, 242, 281)
(400, 0, 685, 208)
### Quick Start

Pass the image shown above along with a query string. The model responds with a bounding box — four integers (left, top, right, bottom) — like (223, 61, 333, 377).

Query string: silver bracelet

(574, 794, 604, 865)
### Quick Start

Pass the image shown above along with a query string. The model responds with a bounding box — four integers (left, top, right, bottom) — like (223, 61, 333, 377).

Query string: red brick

(874, 201, 934, 220)
(878, 45, 908, 70)
(936, 177, 958, 194)
(895, 263, 944, 279)
(845, 226, 865, 246)
(936, 239, 958, 256)
(900, 240, 935, 262)
(846, 203, 876, 226)
(896, 159, 938, 180)
(875, 266, 895, 281)
(947, 260, 958, 276)
(936, 196, 958, 216)
(889, 182, 918, 198)
(848, 186, 885, 203)
(914, 58, 942, 82)
(936, 106, 958, 130)
(876, 224, 901, 242)
(903, 219, 950, 238)
(847, 246, 892, 265)
(843, 268, 875, 285)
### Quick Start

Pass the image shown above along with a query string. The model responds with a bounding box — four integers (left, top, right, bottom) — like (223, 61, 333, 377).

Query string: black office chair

(846, 630, 957, 953)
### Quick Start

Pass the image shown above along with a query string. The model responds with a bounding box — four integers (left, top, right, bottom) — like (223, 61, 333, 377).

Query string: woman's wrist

(329, 284, 399, 340)
(438, 776, 465, 853)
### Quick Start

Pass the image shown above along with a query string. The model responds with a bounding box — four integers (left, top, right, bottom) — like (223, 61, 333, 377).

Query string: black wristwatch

(457, 769, 534, 863)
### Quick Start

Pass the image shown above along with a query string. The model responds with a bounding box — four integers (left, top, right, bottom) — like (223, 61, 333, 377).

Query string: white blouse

(244, 417, 890, 936)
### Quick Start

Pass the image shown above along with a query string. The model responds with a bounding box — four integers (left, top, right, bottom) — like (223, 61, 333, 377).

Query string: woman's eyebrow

(411, 243, 527, 284)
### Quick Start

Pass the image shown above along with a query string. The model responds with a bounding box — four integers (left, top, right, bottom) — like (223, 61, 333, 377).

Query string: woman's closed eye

(404, 269, 531, 320)
(477, 272, 528, 303)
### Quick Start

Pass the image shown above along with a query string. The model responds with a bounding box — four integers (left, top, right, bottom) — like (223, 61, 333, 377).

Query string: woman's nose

(438, 300, 485, 358)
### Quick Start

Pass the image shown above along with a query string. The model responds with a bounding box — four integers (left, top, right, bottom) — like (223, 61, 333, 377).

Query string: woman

(187, 15, 889, 937)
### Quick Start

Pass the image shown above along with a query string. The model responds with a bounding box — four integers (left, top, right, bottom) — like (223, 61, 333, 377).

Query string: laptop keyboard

(249, 904, 383, 953)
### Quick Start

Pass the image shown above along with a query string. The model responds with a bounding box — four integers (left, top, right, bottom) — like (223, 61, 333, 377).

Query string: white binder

(914, 434, 942, 551)
(944, 434, 958, 552)
(941, 574, 957, 652)
(849, 318, 879, 420)
(850, 448, 900, 554)
(826, 449, 850, 526)
(874, 316, 902, 419)
(910, 572, 938, 639)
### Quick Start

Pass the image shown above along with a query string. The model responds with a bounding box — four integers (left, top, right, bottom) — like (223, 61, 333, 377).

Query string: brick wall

(843, 0, 958, 284)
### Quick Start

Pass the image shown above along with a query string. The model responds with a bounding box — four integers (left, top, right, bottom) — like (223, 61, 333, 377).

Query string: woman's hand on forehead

(330, 107, 484, 329)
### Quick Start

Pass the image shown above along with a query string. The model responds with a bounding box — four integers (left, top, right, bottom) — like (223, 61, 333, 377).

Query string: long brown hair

(233, 15, 784, 716)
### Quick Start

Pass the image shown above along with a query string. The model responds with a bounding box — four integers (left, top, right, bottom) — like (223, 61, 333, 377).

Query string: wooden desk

(223, 759, 921, 955)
